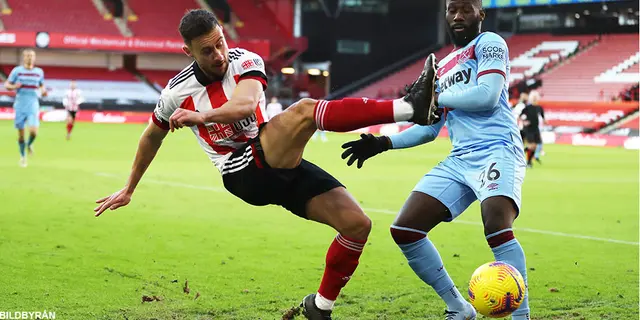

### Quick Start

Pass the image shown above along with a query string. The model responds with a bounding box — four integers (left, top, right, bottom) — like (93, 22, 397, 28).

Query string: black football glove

(341, 133, 391, 169)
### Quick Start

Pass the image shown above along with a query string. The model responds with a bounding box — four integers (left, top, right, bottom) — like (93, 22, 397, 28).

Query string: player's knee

(18, 137, 24, 143)
(390, 225, 426, 245)
(338, 212, 371, 240)
(481, 196, 518, 235)
(288, 98, 317, 119)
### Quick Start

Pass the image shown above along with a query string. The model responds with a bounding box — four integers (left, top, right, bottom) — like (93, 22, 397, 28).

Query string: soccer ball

(468, 261, 526, 318)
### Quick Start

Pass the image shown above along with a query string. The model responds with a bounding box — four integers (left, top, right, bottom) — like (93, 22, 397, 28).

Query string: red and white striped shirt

(63, 88, 84, 111)
(151, 48, 268, 171)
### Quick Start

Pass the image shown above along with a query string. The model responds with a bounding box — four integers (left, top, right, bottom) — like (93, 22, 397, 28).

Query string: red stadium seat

(126, 0, 200, 38)
(3, 0, 121, 35)
(539, 34, 639, 102)
(139, 69, 181, 88)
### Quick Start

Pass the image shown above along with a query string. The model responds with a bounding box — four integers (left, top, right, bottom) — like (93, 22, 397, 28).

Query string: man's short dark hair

(179, 9, 220, 45)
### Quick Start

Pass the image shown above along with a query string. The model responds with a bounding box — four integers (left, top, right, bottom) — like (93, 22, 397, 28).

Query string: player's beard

(207, 61, 228, 79)
(447, 21, 481, 48)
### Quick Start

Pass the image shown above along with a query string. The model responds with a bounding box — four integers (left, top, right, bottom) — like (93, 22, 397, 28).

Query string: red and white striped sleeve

(151, 88, 179, 130)
(234, 50, 268, 90)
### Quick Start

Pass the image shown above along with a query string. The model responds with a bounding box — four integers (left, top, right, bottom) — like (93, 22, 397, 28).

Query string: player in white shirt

(265, 96, 283, 119)
(94, 9, 439, 320)
(63, 80, 84, 140)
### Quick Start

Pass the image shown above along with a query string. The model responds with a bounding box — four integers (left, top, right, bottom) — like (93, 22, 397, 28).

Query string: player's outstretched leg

(390, 192, 476, 320)
(481, 196, 529, 320)
(260, 55, 437, 169)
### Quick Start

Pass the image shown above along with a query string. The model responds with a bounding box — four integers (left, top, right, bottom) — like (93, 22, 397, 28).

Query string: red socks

(318, 234, 366, 300)
(314, 98, 396, 132)
(66, 123, 73, 134)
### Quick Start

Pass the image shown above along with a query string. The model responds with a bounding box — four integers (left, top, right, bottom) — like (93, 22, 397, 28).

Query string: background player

(63, 80, 84, 140)
(93, 9, 438, 320)
(340, 0, 530, 319)
(520, 90, 545, 167)
(512, 92, 528, 143)
(4, 49, 46, 167)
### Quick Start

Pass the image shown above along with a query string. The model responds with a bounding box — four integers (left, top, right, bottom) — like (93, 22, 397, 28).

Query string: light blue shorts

(414, 144, 526, 221)
(14, 110, 39, 130)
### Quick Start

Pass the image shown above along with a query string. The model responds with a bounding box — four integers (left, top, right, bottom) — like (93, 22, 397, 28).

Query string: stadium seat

(349, 46, 454, 99)
(349, 34, 597, 100)
(539, 34, 640, 102)
(126, 0, 201, 38)
(139, 69, 181, 89)
(3, 0, 121, 35)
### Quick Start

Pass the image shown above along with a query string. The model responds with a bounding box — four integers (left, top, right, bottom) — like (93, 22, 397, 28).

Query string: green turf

(0, 122, 638, 320)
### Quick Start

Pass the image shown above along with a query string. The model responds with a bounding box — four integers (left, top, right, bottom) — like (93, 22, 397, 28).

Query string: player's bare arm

(39, 84, 47, 97)
(168, 78, 262, 131)
(4, 80, 21, 90)
(93, 123, 168, 216)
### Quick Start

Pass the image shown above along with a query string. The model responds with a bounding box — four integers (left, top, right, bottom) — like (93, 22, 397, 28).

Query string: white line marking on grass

(95, 172, 224, 192)
(363, 208, 639, 246)
(95, 173, 639, 246)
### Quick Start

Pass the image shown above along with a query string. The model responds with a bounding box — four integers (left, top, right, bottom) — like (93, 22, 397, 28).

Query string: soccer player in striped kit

(94, 9, 439, 320)
(63, 80, 84, 140)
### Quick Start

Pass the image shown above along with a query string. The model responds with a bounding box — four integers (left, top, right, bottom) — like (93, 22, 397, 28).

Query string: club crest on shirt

(457, 46, 474, 65)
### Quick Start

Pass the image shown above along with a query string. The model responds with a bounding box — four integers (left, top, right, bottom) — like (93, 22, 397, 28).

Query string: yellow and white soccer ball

(468, 261, 526, 318)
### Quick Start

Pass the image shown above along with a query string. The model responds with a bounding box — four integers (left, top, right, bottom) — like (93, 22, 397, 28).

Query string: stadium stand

(126, 0, 200, 38)
(2, 0, 121, 35)
(350, 34, 598, 100)
(507, 34, 597, 84)
(139, 69, 179, 89)
(539, 34, 640, 102)
(349, 46, 454, 99)
(226, 0, 305, 67)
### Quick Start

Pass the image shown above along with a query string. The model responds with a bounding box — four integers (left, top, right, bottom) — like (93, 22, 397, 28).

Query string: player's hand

(168, 109, 205, 132)
(94, 188, 132, 217)
(14, 82, 22, 89)
(341, 133, 391, 169)
(41, 89, 48, 97)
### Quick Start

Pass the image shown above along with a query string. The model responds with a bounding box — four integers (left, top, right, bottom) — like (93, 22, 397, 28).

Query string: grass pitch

(0, 121, 637, 320)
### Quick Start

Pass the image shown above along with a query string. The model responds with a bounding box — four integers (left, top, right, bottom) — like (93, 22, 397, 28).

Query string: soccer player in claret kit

(341, 0, 530, 319)
(93, 9, 439, 320)
(5, 49, 46, 167)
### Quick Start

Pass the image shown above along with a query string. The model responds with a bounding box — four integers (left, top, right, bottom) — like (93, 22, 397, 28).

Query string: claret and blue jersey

(7, 65, 44, 129)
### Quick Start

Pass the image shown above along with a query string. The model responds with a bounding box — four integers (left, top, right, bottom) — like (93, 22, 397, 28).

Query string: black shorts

(68, 111, 77, 120)
(221, 134, 344, 218)
(524, 129, 542, 144)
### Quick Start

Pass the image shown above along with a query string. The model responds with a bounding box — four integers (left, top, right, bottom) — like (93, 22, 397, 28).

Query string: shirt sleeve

(236, 51, 268, 90)
(475, 32, 509, 80)
(151, 88, 179, 130)
(7, 67, 18, 84)
(389, 121, 445, 149)
(437, 73, 504, 112)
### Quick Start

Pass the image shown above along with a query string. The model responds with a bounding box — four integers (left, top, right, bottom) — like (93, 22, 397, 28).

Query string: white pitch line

(95, 173, 639, 246)
(363, 208, 639, 246)
(95, 172, 225, 192)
